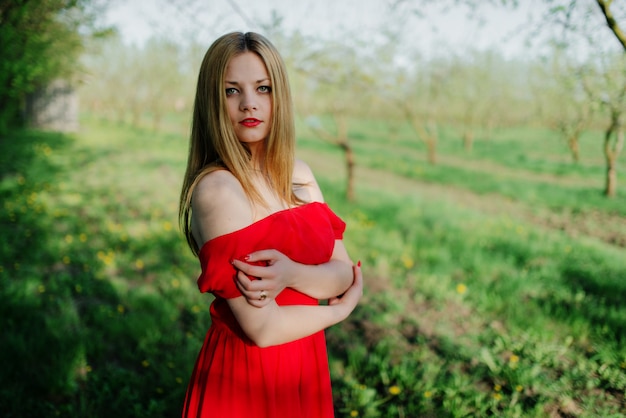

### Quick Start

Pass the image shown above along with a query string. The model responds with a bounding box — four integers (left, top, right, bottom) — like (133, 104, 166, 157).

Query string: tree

(395, 55, 456, 165)
(580, 53, 626, 197)
(540, 0, 626, 196)
(445, 49, 522, 151)
(403, 0, 626, 195)
(0, 0, 110, 135)
(297, 41, 373, 202)
(533, 50, 596, 163)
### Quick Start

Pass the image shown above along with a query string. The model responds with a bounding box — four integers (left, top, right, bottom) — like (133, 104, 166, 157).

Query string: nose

(240, 93, 257, 112)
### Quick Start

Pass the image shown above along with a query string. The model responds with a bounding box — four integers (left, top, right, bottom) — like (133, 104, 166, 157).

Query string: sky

(103, 0, 544, 60)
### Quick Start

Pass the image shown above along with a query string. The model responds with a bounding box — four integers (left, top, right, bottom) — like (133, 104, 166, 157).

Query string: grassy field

(0, 116, 624, 417)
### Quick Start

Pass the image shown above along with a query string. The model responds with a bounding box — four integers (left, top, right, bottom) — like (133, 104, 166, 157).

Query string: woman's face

(224, 52, 272, 147)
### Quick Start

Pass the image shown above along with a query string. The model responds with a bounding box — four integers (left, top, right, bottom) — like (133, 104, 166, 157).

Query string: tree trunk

(426, 135, 437, 165)
(603, 120, 623, 198)
(463, 130, 474, 153)
(340, 141, 355, 201)
(568, 134, 580, 163)
(309, 113, 357, 201)
(408, 117, 438, 165)
(605, 155, 617, 197)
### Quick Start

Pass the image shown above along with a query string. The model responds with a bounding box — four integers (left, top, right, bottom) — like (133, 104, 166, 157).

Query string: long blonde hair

(179, 32, 299, 255)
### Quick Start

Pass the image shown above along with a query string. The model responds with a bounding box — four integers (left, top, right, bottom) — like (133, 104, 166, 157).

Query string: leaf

(480, 348, 500, 372)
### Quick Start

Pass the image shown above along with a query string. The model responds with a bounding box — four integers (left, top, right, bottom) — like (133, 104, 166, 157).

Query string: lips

(240, 118, 261, 127)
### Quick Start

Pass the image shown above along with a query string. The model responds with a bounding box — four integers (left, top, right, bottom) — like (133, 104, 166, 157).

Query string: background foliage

(0, 0, 109, 134)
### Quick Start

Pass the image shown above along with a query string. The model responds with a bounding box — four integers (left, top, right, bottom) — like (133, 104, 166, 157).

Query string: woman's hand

(328, 262, 363, 320)
(232, 249, 296, 308)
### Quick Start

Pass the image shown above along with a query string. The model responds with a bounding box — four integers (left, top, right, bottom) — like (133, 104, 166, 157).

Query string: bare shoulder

(293, 159, 324, 203)
(191, 170, 253, 244)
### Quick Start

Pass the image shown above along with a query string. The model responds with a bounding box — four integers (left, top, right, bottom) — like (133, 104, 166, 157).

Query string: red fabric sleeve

(322, 203, 346, 240)
(195, 202, 346, 299)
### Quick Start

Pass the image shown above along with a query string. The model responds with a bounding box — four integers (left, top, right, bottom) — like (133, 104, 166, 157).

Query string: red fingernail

(244, 255, 250, 261)
(357, 260, 361, 267)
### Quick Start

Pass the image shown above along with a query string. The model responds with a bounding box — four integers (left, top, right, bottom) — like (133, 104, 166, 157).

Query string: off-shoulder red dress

(182, 202, 346, 418)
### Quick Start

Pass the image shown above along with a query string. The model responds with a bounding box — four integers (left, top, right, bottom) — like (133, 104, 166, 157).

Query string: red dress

(182, 202, 346, 418)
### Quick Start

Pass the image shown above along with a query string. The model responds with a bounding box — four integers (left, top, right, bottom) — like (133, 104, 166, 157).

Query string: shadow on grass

(0, 130, 203, 417)
(0, 130, 88, 416)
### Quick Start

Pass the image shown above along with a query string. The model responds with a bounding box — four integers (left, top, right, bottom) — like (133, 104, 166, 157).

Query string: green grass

(325, 185, 625, 417)
(297, 117, 626, 216)
(0, 124, 205, 417)
(1, 116, 624, 417)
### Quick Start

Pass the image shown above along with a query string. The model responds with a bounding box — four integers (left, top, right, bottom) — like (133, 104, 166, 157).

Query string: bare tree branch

(596, 0, 626, 51)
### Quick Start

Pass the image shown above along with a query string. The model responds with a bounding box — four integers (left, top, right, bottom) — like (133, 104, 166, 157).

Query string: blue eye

(258, 86, 271, 93)
(225, 88, 238, 96)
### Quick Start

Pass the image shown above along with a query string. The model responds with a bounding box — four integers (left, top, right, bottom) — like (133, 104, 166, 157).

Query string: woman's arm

(228, 263, 363, 347)
(191, 170, 363, 347)
(232, 246, 353, 306)
(233, 159, 353, 306)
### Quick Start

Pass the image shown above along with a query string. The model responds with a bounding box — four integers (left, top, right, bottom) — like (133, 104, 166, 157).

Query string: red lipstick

(240, 118, 261, 127)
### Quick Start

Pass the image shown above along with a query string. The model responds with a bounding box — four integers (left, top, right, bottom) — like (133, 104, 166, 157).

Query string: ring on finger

(259, 290, 268, 301)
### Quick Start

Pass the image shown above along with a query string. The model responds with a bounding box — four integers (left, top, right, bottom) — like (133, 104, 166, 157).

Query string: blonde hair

(179, 32, 299, 255)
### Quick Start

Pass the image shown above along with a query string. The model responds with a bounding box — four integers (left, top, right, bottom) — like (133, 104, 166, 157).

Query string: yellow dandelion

(38, 284, 46, 293)
(494, 384, 501, 392)
(103, 252, 114, 266)
(389, 385, 401, 395)
(64, 234, 73, 244)
(401, 254, 414, 269)
(85, 365, 92, 372)
(79, 233, 87, 242)
(191, 305, 201, 313)
(620, 361, 626, 369)
(424, 390, 432, 398)
(358, 384, 366, 390)
(135, 259, 144, 269)
(509, 354, 519, 365)
(350, 411, 359, 417)
(515, 385, 523, 392)
(493, 393, 502, 400)
(456, 283, 467, 294)
(171, 278, 180, 288)
(63, 256, 70, 265)
(27, 192, 37, 206)
(117, 304, 125, 314)
(163, 221, 172, 231)
(142, 360, 150, 368)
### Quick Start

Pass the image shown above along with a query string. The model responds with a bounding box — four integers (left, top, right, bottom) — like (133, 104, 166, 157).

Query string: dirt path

(298, 148, 626, 248)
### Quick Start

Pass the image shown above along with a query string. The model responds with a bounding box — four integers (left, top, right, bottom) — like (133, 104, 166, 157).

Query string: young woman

(179, 32, 363, 418)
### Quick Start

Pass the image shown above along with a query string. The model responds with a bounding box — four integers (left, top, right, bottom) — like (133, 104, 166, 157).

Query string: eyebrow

(225, 78, 271, 85)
